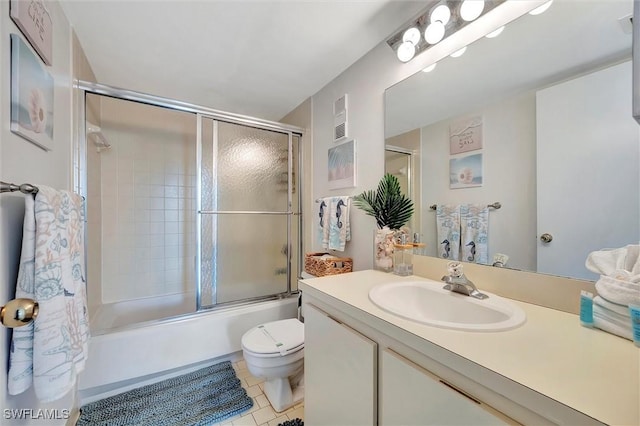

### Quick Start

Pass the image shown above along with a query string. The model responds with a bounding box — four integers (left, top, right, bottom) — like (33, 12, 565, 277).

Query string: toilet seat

(241, 318, 304, 358)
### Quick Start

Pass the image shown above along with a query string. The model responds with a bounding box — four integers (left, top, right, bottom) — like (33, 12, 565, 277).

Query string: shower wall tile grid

(220, 359, 304, 426)
(101, 130, 197, 303)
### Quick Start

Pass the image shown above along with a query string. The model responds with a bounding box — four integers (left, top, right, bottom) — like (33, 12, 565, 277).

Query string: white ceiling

(59, 0, 428, 121)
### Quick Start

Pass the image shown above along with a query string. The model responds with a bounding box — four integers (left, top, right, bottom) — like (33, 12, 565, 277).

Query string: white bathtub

(78, 296, 298, 394)
(90, 291, 198, 333)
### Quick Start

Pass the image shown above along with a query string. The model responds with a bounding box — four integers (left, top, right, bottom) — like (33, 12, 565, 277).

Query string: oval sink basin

(369, 280, 526, 332)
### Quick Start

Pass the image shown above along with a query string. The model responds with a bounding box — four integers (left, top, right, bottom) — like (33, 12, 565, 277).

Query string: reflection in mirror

(385, 0, 639, 281)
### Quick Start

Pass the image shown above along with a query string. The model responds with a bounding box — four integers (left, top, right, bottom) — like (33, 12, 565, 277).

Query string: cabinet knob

(540, 233, 553, 243)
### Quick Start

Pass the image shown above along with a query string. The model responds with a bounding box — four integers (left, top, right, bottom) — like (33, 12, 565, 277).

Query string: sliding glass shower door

(198, 117, 300, 309)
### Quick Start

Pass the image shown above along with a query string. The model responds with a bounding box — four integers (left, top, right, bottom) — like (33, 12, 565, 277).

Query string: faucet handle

(447, 261, 464, 278)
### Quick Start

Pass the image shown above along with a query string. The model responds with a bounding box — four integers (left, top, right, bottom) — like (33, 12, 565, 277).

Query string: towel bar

(0, 181, 39, 195)
(430, 202, 501, 211)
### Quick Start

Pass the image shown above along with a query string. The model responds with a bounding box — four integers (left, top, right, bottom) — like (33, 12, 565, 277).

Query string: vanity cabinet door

(304, 303, 377, 426)
(380, 349, 516, 426)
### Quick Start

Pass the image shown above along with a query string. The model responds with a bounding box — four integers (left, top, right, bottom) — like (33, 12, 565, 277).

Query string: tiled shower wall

(97, 97, 197, 304)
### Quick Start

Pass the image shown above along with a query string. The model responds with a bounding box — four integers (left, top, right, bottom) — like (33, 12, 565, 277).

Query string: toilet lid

(242, 319, 304, 356)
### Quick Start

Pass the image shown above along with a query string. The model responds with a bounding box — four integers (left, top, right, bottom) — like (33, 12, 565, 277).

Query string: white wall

(310, 1, 546, 269)
(1, 0, 78, 422)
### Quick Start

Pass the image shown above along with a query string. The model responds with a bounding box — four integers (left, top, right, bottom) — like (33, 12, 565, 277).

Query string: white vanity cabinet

(303, 300, 520, 426)
(380, 349, 514, 425)
(304, 303, 377, 425)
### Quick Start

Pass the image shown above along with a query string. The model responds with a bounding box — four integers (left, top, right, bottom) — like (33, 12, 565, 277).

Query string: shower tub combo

(74, 81, 303, 400)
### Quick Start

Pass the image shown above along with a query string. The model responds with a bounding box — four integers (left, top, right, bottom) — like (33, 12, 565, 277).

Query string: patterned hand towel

(328, 196, 350, 251)
(460, 204, 489, 264)
(8, 186, 90, 402)
(436, 205, 460, 260)
(318, 198, 330, 250)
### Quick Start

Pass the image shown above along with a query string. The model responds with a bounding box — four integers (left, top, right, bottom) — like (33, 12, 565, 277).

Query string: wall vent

(334, 94, 348, 141)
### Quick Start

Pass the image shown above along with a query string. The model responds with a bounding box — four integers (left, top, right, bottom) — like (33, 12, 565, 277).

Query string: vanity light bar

(386, 0, 506, 63)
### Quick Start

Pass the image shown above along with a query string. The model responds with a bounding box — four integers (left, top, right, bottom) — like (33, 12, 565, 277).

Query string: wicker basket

(304, 252, 353, 277)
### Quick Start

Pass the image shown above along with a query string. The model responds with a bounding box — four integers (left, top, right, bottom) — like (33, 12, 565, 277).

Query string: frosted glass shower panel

(215, 214, 289, 304)
(216, 122, 290, 212)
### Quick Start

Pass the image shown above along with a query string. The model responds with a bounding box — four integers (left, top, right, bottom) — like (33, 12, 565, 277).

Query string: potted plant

(353, 173, 414, 271)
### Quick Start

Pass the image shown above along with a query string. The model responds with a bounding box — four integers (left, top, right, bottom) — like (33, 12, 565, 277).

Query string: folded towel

(585, 245, 640, 282)
(460, 204, 489, 264)
(8, 186, 90, 402)
(328, 196, 350, 251)
(593, 303, 633, 341)
(318, 199, 330, 250)
(594, 295, 631, 317)
(436, 205, 460, 260)
(595, 275, 640, 306)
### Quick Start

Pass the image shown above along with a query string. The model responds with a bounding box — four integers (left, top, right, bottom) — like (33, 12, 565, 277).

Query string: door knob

(1, 298, 39, 328)
(540, 233, 553, 243)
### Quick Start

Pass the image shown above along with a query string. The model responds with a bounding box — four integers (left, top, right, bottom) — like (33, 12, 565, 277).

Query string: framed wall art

(10, 34, 54, 151)
(10, 0, 53, 65)
(328, 138, 356, 190)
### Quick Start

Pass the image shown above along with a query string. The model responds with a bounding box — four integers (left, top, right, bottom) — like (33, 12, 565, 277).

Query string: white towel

(585, 245, 640, 282)
(328, 196, 350, 251)
(595, 275, 640, 307)
(436, 205, 460, 260)
(460, 204, 489, 264)
(318, 199, 330, 250)
(594, 295, 631, 317)
(593, 303, 633, 341)
(8, 186, 90, 402)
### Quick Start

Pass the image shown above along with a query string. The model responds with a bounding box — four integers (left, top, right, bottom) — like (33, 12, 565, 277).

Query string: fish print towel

(8, 186, 90, 402)
(436, 205, 460, 260)
(460, 204, 489, 264)
(318, 198, 330, 249)
(328, 196, 351, 251)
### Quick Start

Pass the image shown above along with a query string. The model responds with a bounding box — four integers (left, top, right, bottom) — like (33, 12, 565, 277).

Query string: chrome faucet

(441, 262, 488, 300)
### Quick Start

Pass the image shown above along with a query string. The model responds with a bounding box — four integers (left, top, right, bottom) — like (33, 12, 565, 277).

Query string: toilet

(241, 318, 304, 412)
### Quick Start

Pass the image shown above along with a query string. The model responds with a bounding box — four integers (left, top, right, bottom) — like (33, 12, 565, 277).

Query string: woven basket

(304, 252, 353, 277)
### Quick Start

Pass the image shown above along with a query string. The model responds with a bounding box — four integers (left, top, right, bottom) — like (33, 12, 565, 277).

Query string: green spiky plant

(353, 173, 414, 229)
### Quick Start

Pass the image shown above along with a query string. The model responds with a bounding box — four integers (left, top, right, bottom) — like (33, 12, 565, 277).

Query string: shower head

(86, 121, 111, 152)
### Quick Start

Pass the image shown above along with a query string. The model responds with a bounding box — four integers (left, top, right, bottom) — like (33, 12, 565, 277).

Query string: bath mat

(77, 361, 253, 426)
(278, 419, 304, 426)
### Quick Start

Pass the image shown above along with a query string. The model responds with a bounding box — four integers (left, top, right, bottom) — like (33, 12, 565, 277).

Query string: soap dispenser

(393, 234, 413, 276)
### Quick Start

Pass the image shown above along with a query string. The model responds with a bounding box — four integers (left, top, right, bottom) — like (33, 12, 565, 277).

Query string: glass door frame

(75, 80, 304, 314)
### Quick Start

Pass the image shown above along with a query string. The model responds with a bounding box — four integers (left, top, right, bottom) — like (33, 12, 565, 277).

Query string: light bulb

(424, 21, 446, 44)
(403, 27, 421, 46)
(485, 26, 505, 38)
(529, 0, 553, 16)
(397, 41, 416, 62)
(460, 0, 485, 22)
(430, 4, 451, 25)
(422, 63, 437, 73)
(450, 46, 467, 58)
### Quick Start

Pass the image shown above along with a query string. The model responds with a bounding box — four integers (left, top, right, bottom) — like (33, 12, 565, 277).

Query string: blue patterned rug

(77, 361, 253, 426)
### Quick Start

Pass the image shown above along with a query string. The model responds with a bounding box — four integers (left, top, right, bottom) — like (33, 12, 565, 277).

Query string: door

(380, 349, 515, 425)
(304, 303, 377, 425)
(537, 61, 639, 280)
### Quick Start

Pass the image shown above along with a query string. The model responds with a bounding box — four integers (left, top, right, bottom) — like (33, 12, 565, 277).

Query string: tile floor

(215, 359, 304, 426)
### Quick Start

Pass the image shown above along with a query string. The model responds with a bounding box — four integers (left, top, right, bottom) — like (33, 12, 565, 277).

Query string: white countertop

(299, 270, 640, 426)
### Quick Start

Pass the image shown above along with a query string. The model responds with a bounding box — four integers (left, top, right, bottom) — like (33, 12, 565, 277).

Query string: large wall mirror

(385, 0, 639, 281)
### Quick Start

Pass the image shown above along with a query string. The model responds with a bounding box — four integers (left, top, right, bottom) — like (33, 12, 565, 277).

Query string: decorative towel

(328, 196, 351, 251)
(460, 204, 489, 264)
(8, 186, 90, 402)
(593, 303, 633, 341)
(594, 275, 640, 307)
(436, 205, 460, 260)
(585, 245, 640, 282)
(594, 295, 632, 317)
(318, 199, 330, 250)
